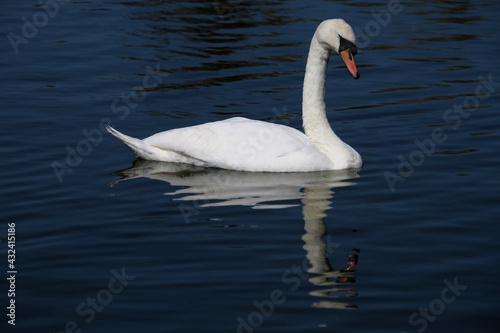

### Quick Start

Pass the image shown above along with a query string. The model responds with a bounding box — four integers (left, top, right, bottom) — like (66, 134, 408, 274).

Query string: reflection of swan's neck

(302, 37, 343, 157)
(301, 186, 333, 274)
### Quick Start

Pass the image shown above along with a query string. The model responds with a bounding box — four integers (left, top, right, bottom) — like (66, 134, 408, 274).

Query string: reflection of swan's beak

(340, 49, 360, 80)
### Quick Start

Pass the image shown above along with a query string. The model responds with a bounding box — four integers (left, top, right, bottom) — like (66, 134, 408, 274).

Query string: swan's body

(108, 19, 362, 172)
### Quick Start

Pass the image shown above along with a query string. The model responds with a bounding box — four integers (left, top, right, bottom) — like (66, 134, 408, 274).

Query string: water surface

(2, 0, 499, 332)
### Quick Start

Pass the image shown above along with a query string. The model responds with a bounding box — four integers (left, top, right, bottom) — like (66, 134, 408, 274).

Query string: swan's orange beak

(340, 49, 360, 80)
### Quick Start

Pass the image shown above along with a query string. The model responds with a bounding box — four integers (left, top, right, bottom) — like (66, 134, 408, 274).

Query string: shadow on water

(110, 159, 361, 309)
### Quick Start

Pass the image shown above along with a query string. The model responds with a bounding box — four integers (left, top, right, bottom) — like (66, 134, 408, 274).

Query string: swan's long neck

(302, 36, 344, 155)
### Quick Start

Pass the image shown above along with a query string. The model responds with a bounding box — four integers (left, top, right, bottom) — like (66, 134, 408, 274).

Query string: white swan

(107, 19, 362, 172)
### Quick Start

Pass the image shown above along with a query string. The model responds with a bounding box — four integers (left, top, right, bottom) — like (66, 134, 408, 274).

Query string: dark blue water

(2, 0, 499, 332)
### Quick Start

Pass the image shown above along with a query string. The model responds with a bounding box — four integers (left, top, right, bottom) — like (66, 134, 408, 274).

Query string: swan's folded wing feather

(143, 117, 332, 172)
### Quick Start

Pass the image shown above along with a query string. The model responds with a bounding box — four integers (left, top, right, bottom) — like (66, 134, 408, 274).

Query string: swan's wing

(143, 117, 332, 172)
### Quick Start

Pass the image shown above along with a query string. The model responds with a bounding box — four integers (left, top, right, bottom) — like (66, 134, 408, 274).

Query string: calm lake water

(2, 0, 499, 332)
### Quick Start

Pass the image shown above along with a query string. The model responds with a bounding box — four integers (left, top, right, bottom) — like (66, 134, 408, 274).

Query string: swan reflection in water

(110, 159, 361, 309)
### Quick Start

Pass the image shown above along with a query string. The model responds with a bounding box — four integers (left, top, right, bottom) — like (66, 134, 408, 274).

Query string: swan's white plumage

(108, 118, 333, 172)
(108, 18, 362, 172)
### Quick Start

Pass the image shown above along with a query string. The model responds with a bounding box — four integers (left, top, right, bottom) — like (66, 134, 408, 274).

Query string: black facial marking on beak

(339, 35, 357, 56)
(339, 35, 360, 80)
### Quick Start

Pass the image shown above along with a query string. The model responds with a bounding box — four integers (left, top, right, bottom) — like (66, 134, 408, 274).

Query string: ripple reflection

(110, 159, 361, 309)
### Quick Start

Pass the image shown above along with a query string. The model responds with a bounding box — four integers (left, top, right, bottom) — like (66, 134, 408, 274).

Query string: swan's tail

(106, 126, 154, 160)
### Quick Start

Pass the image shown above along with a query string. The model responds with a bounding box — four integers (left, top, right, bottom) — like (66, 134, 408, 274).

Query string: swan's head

(315, 19, 360, 79)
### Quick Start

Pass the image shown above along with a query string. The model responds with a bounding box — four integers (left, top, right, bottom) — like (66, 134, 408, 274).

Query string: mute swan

(107, 19, 362, 172)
